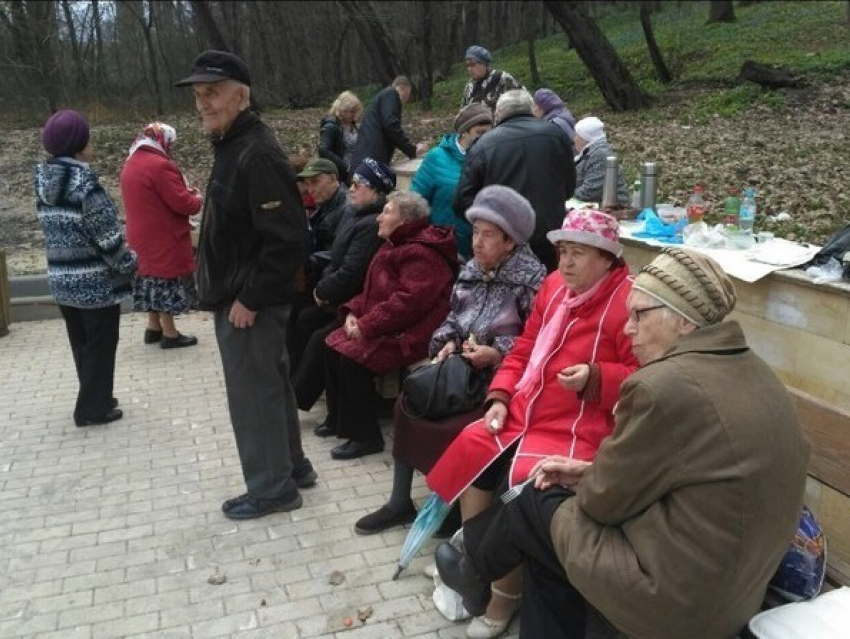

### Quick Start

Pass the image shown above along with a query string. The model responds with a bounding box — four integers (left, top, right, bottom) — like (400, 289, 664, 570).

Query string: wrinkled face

(472, 220, 515, 272)
(573, 135, 589, 152)
(458, 123, 492, 150)
(304, 173, 339, 205)
(192, 80, 246, 135)
(348, 176, 379, 210)
(377, 200, 407, 239)
(465, 59, 487, 81)
(624, 290, 691, 365)
(556, 242, 614, 293)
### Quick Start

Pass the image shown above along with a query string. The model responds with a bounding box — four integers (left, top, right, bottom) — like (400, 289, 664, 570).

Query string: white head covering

(574, 116, 606, 144)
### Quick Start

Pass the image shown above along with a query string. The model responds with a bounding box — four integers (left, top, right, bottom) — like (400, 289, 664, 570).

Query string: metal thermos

(602, 156, 619, 209)
(639, 162, 659, 212)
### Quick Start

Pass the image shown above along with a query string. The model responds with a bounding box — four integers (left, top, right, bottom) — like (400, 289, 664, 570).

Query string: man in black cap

(175, 50, 317, 519)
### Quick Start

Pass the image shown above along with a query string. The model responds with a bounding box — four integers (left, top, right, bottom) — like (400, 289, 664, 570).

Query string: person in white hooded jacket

(573, 116, 630, 206)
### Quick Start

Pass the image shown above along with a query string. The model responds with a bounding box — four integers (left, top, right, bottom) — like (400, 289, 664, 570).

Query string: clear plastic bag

(431, 529, 472, 621)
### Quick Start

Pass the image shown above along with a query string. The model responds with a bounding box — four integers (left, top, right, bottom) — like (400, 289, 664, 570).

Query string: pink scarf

(515, 273, 610, 394)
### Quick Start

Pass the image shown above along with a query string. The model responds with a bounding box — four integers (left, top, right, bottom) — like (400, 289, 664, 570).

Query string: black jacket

(318, 116, 353, 183)
(196, 110, 307, 311)
(453, 112, 575, 271)
(309, 184, 349, 253)
(350, 87, 416, 169)
(314, 196, 385, 306)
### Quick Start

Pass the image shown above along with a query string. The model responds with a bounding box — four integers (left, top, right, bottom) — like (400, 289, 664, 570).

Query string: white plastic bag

(431, 529, 471, 621)
(748, 586, 850, 639)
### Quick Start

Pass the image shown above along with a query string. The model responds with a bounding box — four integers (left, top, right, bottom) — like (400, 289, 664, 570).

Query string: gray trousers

(214, 304, 305, 500)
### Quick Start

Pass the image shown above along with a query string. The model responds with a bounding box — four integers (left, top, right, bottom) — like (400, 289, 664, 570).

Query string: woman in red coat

(324, 189, 458, 460)
(426, 209, 639, 638)
(120, 122, 203, 348)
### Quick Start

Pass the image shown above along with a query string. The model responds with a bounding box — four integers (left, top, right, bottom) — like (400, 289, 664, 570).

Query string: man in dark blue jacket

(175, 50, 317, 520)
(349, 76, 427, 170)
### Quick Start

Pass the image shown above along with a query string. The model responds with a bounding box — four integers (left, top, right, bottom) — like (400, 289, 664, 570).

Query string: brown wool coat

(551, 321, 810, 639)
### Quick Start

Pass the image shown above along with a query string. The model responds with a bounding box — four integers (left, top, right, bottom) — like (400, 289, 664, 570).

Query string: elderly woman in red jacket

(426, 209, 639, 638)
(120, 122, 202, 348)
(323, 190, 458, 460)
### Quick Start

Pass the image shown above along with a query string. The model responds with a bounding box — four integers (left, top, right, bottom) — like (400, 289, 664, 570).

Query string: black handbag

(401, 354, 487, 420)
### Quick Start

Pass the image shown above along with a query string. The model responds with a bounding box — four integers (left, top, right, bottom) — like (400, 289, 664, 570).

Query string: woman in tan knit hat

(434, 247, 808, 639)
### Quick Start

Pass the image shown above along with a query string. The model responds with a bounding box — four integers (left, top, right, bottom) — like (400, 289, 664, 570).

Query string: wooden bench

(787, 387, 850, 590)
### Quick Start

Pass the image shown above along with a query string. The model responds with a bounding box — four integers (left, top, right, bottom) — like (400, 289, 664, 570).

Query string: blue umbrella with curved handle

(392, 493, 453, 580)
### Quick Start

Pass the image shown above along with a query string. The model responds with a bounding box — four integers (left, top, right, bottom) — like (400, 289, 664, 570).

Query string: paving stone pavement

(0, 312, 522, 638)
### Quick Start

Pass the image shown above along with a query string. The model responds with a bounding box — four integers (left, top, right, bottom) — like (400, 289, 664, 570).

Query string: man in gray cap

(175, 50, 316, 519)
(460, 45, 523, 112)
(435, 248, 810, 639)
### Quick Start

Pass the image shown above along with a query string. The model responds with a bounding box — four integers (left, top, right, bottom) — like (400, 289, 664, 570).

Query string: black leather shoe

(161, 333, 198, 349)
(355, 502, 417, 535)
(313, 422, 336, 438)
(75, 407, 123, 427)
(292, 459, 318, 488)
(144, 329, 163, 344)
(331, 439, 384, 460)
(221, 492, 303, 520)
(435, 541, 491, 617)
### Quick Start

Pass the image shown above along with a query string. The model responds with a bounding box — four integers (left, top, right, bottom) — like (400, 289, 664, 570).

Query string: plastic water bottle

(687, 185, 706, 223)
(739, 188, 756, 233)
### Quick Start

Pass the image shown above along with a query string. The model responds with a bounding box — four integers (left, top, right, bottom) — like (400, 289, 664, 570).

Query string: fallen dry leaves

(2, 79, 848, 275)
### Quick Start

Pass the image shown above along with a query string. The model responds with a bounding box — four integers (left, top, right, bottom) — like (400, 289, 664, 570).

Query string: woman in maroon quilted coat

(324, 191, 458, 460)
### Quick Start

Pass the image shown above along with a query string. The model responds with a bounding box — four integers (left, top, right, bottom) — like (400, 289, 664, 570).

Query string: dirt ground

(2, 80, 849, 276)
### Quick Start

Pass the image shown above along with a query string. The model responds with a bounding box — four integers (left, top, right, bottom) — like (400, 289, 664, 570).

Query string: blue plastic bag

(633, 208, 686, 244)
(768, 505, 827, 602)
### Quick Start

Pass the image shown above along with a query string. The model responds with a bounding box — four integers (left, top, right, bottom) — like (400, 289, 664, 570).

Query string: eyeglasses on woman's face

(627, 304, 666, 325)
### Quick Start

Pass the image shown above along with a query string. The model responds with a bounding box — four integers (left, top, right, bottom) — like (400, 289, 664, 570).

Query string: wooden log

(737, 60, 806, 89)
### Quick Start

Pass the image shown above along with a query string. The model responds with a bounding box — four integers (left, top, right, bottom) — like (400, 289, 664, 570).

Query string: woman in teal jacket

(411, 103, 493, 260)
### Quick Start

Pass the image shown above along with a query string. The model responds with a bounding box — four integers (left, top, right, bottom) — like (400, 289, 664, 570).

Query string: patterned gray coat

(429, 243, 545, 367)
(574, 138, 631, 206)
(34, 158, 137, 308)
(461, 68, 524, 112)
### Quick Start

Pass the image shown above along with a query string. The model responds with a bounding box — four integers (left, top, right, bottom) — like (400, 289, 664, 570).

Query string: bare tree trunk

(707, 0, 736, 23)
(462, 1, 479, 51)
(92, 0, 107, 89)
(337, 0, 404, 84)
(417, 2, 435, 109)
(190, 0, 229, 50)
(143, 1, 163, 115)
(846, 0, 850, 28)
(640, 1, 672, 84)
(525, 3, 542, 87)
(544, 1, 650, 111)
(22, 1, 60, 112)
(60, 0, 86, 89)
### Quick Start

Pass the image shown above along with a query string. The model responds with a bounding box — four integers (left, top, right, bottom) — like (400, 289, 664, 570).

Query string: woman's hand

(436, 341, 457, 362)
(461, 343, 502, 369)
(344, 313, 362, 340)
(557, 364, 590, 392)
(530, 455, 591, 490)
(483, 401, 508, 436)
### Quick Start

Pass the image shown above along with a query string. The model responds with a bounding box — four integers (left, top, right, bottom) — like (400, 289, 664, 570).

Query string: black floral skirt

(131, 274, 198, 315)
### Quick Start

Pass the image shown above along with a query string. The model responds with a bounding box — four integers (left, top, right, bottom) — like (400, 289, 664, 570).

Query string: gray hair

(387, 191, 430, 221)
(494, 89, 533, 123)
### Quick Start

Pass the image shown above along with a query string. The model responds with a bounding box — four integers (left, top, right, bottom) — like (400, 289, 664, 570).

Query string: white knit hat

(574, 116, 606, 143)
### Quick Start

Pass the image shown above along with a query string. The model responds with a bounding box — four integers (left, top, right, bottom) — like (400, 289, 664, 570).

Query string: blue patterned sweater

(34, 158, 137, 308)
